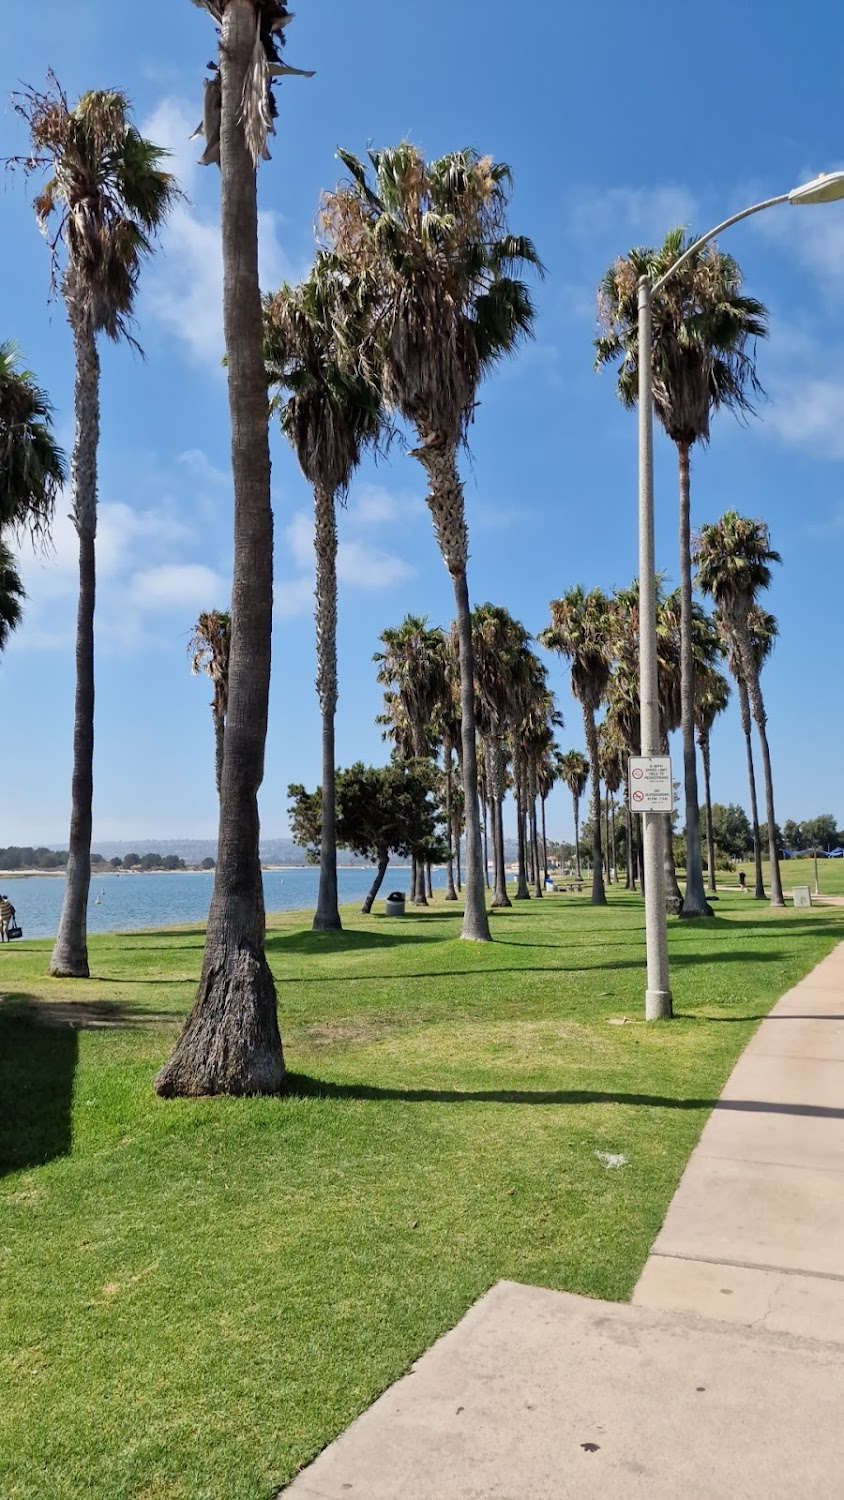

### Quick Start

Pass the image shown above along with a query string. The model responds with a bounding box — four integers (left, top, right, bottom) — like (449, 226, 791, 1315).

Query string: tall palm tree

(471, 604, 532, 909)
(189, 610, 231, 797)
(694, 661, 731, 894)
(431, 630, 461, 901)
(599, 720, 625, 884)
(323, 145, 540, 943)
(558, 749, 589, 882)
(0, 341, 65, 538)
(157, 3, 311, 1096)
(0, 543, 26, 653)
(265, 254, 383, 933)
(18, 80, 178, 981)
(695, 511, 784, 905)
(720, 607, 776, 900)
(541, 587, 614, 906)
(375, 615, 446, 904)
(597, 232, 767, 918)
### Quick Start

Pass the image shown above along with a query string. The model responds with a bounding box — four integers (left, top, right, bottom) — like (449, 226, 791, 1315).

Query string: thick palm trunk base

(155, 940, 283, 1097)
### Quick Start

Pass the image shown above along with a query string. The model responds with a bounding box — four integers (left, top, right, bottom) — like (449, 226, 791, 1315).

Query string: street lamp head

(788, 171, 844, 205)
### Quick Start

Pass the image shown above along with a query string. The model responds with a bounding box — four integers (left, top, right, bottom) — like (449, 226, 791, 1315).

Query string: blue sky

(2, 0, 843, 846)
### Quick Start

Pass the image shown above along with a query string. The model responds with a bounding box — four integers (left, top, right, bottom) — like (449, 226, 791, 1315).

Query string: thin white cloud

(129, 563, 230, 611)
(274, 506, 415, 619)
(140, 98, 304, 366)
(177, 449, 229, 488)
(337, 538, 414, 590)
(765, 371, 844, 459)
(568, 184, 698, 244)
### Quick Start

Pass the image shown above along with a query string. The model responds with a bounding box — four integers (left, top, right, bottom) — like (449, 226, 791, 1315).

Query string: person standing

(0, 894, 15, 942)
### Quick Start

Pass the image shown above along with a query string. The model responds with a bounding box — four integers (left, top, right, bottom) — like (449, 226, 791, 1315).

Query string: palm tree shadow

(0, 998, 77, 1176)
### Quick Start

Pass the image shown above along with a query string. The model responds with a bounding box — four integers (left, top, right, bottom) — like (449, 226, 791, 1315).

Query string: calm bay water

(0, 866, 446, 942)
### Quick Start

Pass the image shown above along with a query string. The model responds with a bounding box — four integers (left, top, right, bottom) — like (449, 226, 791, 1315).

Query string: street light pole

(634, 170, 844, 1021)
(637, 275, 672, 1019)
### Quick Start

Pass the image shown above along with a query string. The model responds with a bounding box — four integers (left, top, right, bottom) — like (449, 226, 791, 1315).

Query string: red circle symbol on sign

(632, 791, 644, 803)
(632, 768, 644, 779)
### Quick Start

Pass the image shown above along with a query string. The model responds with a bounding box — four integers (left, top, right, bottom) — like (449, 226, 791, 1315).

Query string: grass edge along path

(1, 890, 841, 1499)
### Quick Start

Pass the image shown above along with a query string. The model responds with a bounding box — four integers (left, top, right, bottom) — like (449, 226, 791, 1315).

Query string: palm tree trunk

(604, 795, 612, 883)
(530, 781, 543, 899)
(625, 787, 635, 890)
(677, 440, 711, 918)
(156, 0, 284, 1096)
(736, 673, 765, 899)
(426, 860, 433, 899)
(213, 703, 225, 798)
(49, 321, 99, 979)
(541, 794, 548, 883)
(455, 823, 462, 892)
(572, 792, 582, 881)
(312, 483, 341, 933)
(414, 855, 428, 905)
(415, 439, 489, 941)
(610, 795, 618, 882)
(514, 756, 530, 900)
(583, 706, 606, 906)
(699, 727, 717, 894)
(482, 799, 490, 888)
(362, 850, 390, 913)
(737, 624, 784, 907)
(489, 740, 510, 907)
(444, 741, 457, 900)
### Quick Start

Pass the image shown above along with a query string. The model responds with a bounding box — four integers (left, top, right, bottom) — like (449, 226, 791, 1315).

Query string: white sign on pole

(629, 756, 673, 813)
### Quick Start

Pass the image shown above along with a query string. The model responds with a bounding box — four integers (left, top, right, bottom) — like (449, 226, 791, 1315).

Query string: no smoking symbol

(632, 791, 644, 803)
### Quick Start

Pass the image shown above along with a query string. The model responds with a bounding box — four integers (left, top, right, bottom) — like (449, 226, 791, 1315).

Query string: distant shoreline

(0, 864, 409, 879)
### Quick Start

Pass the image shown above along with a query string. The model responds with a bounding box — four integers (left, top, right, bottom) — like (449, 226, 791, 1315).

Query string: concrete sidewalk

(282, 942, 844, 1499)
(634, 939, 844, 1340)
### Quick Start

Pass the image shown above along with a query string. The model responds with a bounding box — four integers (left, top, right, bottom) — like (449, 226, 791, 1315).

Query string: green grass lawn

(732, 855, 844, 898)
(1, 890, 842, 1499)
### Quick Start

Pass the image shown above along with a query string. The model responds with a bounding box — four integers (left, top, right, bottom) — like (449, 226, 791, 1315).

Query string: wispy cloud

(140, 98, 304, 366)
(129, 563, 229, 611)
(568, 183, 698, 244)
(274, 503, 416, 620)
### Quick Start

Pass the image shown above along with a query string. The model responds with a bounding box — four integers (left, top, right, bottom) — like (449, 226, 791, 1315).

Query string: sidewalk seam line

(650, 1251, 844, 1284)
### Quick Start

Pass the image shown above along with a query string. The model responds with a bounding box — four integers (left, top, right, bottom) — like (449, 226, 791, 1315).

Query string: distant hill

(43, 837, 370, 866)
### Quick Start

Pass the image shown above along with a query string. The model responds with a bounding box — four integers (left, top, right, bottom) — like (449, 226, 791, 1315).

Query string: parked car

(828, 848, 844, 859)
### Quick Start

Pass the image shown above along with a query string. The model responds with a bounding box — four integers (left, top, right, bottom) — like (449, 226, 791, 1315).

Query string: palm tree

(0, 341, 65, 538)
(323, 145, 540, 943)
(189, 610, 231, 797)
(721, 606, 776, 900)
(265, 255, 383, 933)
(375, 615, 446, 905)
(597, 231, 767, 918)
(541, 587, 614, 905)
(0, 543, 26, 653)
(431, 631, 461, 901)
(157, 4, 311, 1097)
(694, 661, 731, 894)
(558, 749, 589, 882)
(18, 80, 178, 980)
(471, 604, 530, 909)
(599, 720, 625, 884)
(695, 511, 784, 905)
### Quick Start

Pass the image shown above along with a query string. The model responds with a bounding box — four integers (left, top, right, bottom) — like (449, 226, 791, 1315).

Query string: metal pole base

(645, 988, 673, 1021)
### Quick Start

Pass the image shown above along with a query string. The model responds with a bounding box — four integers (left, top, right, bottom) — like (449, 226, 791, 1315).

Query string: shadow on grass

(268, 924, 460, 957)
(285, 1072, 844, 1118)
(0, 998, 77, 1176)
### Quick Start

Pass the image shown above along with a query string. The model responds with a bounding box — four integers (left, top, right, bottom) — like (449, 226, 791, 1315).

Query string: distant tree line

(0, 847, 216, 871)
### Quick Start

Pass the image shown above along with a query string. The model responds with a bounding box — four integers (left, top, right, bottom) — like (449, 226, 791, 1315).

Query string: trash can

(385, 891, 406, 917)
